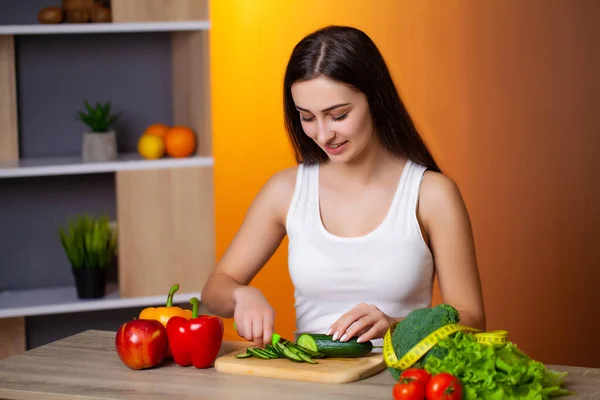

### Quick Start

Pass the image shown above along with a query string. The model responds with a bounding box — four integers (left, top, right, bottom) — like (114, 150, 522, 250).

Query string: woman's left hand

(326, 303, 397, 343)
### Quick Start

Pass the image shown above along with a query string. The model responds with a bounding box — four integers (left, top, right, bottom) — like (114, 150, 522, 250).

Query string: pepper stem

(190, 297, 199, 318)
(166, 284, 179, 307)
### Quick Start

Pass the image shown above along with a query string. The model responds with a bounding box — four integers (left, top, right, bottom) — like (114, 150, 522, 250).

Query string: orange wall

(210, 0, 599, 368)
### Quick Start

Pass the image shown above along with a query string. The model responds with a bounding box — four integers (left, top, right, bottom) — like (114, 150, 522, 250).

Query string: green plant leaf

(75, 100, 120, 133)
(84, 100, 94, 114)
(58, 213, 116, 269)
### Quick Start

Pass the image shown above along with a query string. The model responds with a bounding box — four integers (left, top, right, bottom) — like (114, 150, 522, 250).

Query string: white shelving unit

(0, 21, 210, 36)
(0, 153, 214, 179)
(0, 284, 201, 319)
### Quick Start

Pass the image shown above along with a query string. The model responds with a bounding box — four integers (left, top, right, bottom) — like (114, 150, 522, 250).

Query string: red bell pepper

(166, 297, 224, 369)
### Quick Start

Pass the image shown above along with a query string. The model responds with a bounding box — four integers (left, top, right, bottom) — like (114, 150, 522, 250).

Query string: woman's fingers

(327, 303, 392, 342)
(327, 304, 369, 341)
(243, 318, 254, 342)
(253, 317, 264, 347)
(356, 320, 389, 343)
(235, 309, 275, 347)
(341, 314, 376, 342)
(262, 312, 274, 346)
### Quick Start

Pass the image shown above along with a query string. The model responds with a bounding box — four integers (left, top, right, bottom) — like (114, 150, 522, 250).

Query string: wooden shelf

(0, 21, 210, 36)
(0, 0, 214, 359)
(0, 153, 213, 179)
(0, 283, 201, 319)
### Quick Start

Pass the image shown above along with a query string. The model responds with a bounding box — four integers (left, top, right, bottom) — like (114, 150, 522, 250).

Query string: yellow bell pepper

(139, 284, 193, 328)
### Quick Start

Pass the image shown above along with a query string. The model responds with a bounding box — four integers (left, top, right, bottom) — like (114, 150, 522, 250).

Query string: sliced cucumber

(263, 345, 280, 358)
(296, 333, 373, 358)
(292, 343, 325, 359)
(276, 342, 303, 362)
(277, 337, 325, 358)
(235, 351, 253, 359)
(284, 343, 307, 356)
(296, 351, 318, 364)
(297, 334, 319, 352)
(285, 344, 318, 364)
(246, 348, 271, 359)
(233, 332, 323, 364)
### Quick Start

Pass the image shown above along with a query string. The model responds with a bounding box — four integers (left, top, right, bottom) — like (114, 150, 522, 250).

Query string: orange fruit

(143, 123, 170, 138)
(138, 134, 165, 159)
(164, 126, 196, 158)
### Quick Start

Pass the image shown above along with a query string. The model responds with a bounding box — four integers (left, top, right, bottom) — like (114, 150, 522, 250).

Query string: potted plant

(76, 100, 120, 162)
(59, 214, 117, 299)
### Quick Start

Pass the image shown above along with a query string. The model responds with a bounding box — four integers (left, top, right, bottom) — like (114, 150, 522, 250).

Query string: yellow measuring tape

(383, 323, 508, 370)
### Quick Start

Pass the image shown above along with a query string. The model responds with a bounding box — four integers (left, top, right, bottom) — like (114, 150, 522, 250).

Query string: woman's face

(291, 76, 376, 163)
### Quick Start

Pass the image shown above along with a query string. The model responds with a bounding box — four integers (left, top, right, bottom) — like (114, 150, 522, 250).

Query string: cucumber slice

(285, 343, 318, 364)
(235, 351, 253, 359)
(276, 342, 303, 362)
(256, 348, 279, 359)
(283, 347, 303, 362)
(284, 343, 308, 356)
(262, 346, 280, 358)
(247, 348, 271, 359)
(295, 344, 325, 359)
(275, 337, 324, 358)
(296, 351, 318, 364)
(297, 334, 318, 352)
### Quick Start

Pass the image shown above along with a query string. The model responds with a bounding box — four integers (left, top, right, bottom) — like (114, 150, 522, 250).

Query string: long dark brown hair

(283, 25, 441, 173)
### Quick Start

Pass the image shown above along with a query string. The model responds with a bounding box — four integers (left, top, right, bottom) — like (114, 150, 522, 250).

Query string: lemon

(138, 134, 165, 159)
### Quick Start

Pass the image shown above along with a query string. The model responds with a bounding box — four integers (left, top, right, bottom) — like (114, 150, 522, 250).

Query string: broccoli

(387, 304, 460, 380)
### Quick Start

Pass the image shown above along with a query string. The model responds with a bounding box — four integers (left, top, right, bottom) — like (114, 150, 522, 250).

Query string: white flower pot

(82, 130, 117, 162)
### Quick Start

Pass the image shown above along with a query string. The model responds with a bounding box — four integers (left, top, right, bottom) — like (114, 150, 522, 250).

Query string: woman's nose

(316, 121, 335, 144)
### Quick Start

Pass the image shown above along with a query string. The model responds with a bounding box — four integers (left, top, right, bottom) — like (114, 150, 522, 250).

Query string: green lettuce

(424, 332, 573, 400)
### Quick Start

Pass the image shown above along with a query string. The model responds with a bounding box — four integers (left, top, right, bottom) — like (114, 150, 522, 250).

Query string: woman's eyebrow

(295, 103, 350, 113)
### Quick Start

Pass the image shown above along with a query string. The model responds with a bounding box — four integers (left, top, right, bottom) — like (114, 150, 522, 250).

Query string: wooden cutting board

(214, 348, 388, 384)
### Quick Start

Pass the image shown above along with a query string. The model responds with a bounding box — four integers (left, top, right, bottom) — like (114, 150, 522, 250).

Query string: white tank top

(285, 159, 434, 347)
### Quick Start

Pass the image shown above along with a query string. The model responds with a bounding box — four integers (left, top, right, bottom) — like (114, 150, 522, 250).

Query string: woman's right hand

(233, 286, 275, 347)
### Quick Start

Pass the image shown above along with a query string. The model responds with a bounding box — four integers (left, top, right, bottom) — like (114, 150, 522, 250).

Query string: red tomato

(400, 368, 432, 387)
(392, 380, 426, 400)
(426, 373, 463, 400)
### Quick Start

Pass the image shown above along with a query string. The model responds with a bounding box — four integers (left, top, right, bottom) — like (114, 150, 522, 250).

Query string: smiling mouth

(327, 141, 348, 148)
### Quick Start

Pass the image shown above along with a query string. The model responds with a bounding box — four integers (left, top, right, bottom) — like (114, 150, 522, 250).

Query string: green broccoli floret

(387, 304, 460, 380)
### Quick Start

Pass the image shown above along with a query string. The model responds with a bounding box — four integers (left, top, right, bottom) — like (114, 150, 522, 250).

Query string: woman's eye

(300, 115, 315, 122)
(332, 113, 348, 121)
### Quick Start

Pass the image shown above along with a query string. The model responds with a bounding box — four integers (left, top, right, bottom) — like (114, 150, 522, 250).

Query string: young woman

(201, 25, 486, 348)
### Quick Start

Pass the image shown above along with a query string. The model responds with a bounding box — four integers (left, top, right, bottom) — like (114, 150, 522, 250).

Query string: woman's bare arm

(418, 171, 487, 331)
(201, 167, 296, 318)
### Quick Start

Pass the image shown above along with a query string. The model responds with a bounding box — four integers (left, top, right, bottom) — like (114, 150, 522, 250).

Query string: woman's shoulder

(264, 165, 300, 194)
(420, 170, 460, 197)
(418, 169, 468, 226)
(254, 165, 301, 223)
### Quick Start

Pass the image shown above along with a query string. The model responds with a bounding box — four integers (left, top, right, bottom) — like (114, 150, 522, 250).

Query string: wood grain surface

(214, 347, 386, 384)
(115, 166, 214, 298)
(0, 35, 19, 163)
(0, 330, 597, 400)
(0, 317, 25, 360)
(111, 0, 208, 22)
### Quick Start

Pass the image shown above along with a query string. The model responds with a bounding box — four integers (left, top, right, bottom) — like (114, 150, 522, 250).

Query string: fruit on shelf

(137, 123, 197, 159)
(37, 7, 64, 24)
(143, 123, 171, 138)
(164, 126, 197, 158)
(138, 134, 165, 160)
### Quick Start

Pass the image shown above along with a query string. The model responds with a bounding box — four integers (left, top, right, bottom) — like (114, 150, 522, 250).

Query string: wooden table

(0, 330, 597, 399)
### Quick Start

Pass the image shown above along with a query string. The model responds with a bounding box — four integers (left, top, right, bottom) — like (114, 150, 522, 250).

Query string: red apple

(115, 319, 168, 370)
